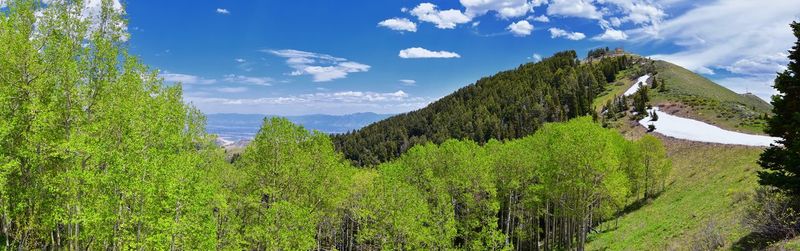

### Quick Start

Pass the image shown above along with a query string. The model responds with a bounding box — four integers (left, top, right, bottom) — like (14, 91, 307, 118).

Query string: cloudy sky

(116, 0, 799, 115)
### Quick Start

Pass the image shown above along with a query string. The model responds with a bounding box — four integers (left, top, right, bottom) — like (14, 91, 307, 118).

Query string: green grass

(593, 67, 641, 113)
(650, 60, 771, 134)
(586, 138, 764, 250)
(769, 237, 800, 250)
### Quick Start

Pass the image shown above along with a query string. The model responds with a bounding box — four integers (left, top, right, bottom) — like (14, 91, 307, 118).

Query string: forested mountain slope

(333, 51, 632, 166)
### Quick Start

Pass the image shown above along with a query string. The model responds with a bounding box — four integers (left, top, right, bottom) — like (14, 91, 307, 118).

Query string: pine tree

(757, 21, 800, 195)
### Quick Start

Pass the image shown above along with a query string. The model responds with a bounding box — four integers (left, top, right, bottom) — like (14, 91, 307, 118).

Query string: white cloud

(399, 47, 461, 59)
(529, 53, 543, 62)
(623, 2, 664, 25)
(530, 15, 550, 22)
(266, 49, 370, 82)
(714, 76, 779, 102)
(547, 0, 602, 19)
(507, 20, 534, 36)
(216, 8, 230, 14)
(460, 0, 540, 19)
(399, 79, 417, 86)
(223, 74, 273, 86)
(609, 16, 622, 27)
(410, 3, 471, 29)
(598, 0, 665, 26)
(638, 0, 797, 99)
(722, 53, 788, 76)
(235, 58, 246, 63)
(378, 18, 417, 32)
(185, 90, 435, 115)
(548, 27, 586, 40)
(641, 0, 797, 78)
(160, 72, 217, 85)
(217, 87, 248, 93)
(592, 27, 628, 40)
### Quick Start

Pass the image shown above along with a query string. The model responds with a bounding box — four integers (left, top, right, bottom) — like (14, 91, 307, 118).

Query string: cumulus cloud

(160, 72, 217, 85)
(223, 74, 273, 86)
(547, 0, 602, 19)
(235, 58, 246, 63)
(530, 15, 550, 22)
(598, 0, 665, 26)
(548, 27, 586, 40)
(609, 16, 622, 27)
(410, 3, 471, 29)
(460, 0, 541, 19)
(216, 8, 230, 14)
(266, 49, 370, 82)
(592, 27, 628, 41)
(399, 47, 461, 59)
(378, 18, 417, 32)
(507, 20, 534, 36)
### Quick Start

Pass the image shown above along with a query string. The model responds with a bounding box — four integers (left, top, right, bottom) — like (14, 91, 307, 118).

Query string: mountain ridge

(333, 50, 633, 166)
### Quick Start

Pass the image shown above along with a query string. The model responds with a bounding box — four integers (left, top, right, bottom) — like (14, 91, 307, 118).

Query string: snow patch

(638, 107, 780, 147)
(215, 136, 235, 147)
(623, 75, 651, 96)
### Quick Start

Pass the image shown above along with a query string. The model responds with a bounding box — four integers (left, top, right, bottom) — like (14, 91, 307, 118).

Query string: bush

(743, 187, 800, 241)
(690, 220, 725, 251)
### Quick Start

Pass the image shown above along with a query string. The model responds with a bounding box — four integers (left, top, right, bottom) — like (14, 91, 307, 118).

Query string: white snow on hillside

(623, 75, 651, 96)
(215, 136, 234, 147)
(638, 107, 781, 147)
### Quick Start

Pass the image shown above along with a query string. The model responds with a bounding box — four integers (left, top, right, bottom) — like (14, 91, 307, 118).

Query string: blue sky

(115, 0, 799, 115)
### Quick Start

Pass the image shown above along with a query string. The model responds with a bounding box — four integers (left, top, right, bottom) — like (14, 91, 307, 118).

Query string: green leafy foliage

(333, 52, 632, 166)
(0, 2, 673, 250)
(0, 1, 226, 249)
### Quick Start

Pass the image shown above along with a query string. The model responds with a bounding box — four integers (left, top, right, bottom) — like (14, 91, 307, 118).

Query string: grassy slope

(586, 135, 763, 250)
(592, 68, 637, 113)
(650, 60, 772, 134)
(587, 59, 776, 250)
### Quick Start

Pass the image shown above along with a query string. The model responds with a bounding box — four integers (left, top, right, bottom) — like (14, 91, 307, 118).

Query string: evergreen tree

(632, 87, 650, 118)
(758, 21, 800, 195)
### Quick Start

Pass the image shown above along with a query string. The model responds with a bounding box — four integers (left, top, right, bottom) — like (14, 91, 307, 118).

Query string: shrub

(743, 187, 800, 241)
(690, 220, 725, 251)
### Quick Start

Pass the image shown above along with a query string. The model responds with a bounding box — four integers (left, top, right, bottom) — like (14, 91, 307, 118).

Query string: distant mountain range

(206, 112, 393, 143)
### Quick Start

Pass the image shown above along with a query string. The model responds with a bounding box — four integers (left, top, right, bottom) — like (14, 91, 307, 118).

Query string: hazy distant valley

(207, 112, 392, 145)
